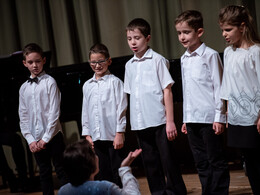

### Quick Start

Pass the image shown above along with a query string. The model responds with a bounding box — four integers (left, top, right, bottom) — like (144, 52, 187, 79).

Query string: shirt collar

(29, 71, 46, 82)
(90, 70, 111, 82)
(131, 47, 153, 62)
(183, 43, 206, 58)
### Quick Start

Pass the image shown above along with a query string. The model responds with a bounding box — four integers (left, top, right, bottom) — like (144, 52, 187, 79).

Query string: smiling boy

(81, 43, 127, 186)
(175, 10, 230, 195)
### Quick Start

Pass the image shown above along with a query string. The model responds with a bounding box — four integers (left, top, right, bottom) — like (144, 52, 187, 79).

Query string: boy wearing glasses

(81, 43, 127, 186)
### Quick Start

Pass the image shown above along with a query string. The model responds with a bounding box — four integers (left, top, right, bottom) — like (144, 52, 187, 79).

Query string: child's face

(89, 53, 111, 79)
(23, 52, 46, 77)
(220, 22, 243, 48)
(127, 28, 150, 59)
(175, 21, 203, 53)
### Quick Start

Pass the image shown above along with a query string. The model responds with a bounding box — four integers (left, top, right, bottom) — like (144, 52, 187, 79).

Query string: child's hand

(85, 136, 94, 149)
(213, 122, 224, 135)
(113, 132, 124, 149)
(181, 123, 187, 134)
(226, 112, 228, 128)
(29, 141, 40, 153)
(257, 117, 260, 134)
(166, 121, 177, 141)
(37, 140, 46, 150)
(121, 149, 142, 167)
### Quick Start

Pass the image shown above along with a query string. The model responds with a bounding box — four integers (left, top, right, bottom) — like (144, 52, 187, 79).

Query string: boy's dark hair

(89, 43, 110, 59)
(22, 43, 44, 60)
(175, 10, 203, 31)
(126, 18, 151, 38)
(63, 139, 97, 186)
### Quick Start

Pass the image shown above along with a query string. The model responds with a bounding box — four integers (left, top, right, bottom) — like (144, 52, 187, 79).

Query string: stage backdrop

(0, 0, 259, 67)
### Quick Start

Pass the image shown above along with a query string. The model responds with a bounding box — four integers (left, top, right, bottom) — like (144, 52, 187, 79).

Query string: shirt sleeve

(42, 79, 61, 143)
(109, 166, 141, 195)
(124, 62, 131, 94)
(254, 46, 260, 86)
(209, 53, 226, 123)
(115, 79, 128, 133)
(220, 48, 231, 101)
(81, 83, 91, 136)
(19, 84, 36, 145)
(157, 58, 174, 89)
(253, 46, 260, 115)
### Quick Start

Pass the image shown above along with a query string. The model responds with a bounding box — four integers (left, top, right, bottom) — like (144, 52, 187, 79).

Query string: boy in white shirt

(19, 43, 68, 195)
(124, 18, 187, 195)
(175, 10, 230, 194)
(81, 43, 127, 186)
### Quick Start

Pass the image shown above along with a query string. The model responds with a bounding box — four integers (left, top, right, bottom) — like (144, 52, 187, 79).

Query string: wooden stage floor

(0, 169, 253, 195)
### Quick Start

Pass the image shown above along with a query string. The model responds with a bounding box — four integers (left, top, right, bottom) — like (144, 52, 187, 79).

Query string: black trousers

(242, 147, 260, 195)
(186, 123, 230, 195)
(136, 124, 187, 195)
(94, 140, 124, 187)
(0, 144, 16, 183)
(228, 124, 260, 195)
(34, 132, 68, 195)
(0, 131, 27, 180)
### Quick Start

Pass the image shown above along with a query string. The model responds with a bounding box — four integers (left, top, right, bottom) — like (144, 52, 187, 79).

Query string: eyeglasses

(89, 58, 109, 67)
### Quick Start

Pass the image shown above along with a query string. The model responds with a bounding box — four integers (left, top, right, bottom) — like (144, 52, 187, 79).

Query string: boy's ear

(107, 57, 112, 66)
(197, 28, 204, 37)
(146, 35, 151, 42)
(23, 60, 27, 67)
(43, 57, 46, 65)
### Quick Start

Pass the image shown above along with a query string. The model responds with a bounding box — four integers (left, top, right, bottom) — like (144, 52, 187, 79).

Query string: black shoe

(5, 171, 22, 193)
(8, 177, 20, 193)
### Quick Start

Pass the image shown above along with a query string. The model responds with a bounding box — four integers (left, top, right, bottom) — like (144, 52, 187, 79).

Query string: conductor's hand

(121, 149, 142, 167)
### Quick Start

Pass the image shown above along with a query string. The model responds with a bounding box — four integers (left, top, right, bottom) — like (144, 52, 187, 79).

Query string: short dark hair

(126, 18, 151, 38)
(175, 10, 203, 31)
(63, 139, 97, 186)
(89, 43, 110, 59)
(22, 43, 44, 60)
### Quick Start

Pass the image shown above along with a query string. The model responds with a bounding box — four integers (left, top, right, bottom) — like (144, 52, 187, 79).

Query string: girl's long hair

(219, 5, 260, 45)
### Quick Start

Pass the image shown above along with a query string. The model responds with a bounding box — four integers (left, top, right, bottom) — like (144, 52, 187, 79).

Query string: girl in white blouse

(219, 5, 260, 194)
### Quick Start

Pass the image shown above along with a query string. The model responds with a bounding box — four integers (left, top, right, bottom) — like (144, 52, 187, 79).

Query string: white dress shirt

(181, 43, 226, 123)
(220, 44, 260, 126)
(19, 72, 62, 144)
(81, 71, 127, 141)
(124, 48, 174, 130)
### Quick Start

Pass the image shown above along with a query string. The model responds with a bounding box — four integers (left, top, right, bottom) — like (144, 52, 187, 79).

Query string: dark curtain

(0, 0, 259, 67)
